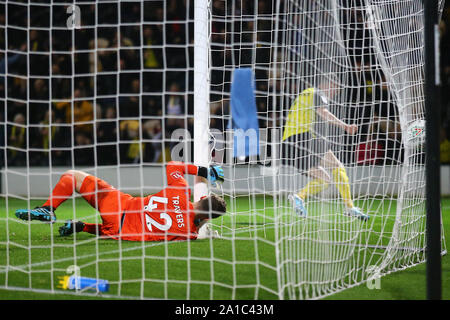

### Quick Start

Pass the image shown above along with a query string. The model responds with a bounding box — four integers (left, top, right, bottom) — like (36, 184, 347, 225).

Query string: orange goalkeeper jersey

(118, 161, 201, 241)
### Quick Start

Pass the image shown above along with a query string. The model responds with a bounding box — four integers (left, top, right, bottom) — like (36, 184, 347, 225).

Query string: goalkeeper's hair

(196, 194, 227, 219)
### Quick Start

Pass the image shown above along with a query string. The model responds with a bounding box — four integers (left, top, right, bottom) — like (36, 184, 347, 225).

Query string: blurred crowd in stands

(0, 1, 449, 168)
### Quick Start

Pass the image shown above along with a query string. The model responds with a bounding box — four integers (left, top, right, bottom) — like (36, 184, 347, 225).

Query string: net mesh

(0, 0, 446, 300)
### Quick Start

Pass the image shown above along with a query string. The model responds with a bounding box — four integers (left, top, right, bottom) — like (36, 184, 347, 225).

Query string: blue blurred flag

(228, 68, 260, 159)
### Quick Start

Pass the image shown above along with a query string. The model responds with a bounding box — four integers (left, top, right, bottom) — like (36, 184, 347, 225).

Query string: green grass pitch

(0, 196, 448, 300)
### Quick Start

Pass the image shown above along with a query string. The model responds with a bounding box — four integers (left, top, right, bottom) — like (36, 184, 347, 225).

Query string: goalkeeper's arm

(166, 161, 224, 186)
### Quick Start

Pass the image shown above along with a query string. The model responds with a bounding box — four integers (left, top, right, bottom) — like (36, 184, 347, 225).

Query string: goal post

(193, 0, 210, 202)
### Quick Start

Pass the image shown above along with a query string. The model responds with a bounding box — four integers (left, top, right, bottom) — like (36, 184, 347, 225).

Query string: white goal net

(0, 0, 446, 300)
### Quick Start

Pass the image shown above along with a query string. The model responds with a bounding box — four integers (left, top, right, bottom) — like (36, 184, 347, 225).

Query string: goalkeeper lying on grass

(15, 161, 226, 241)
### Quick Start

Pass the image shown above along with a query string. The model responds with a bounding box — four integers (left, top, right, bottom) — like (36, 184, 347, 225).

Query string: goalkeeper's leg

(322, 150, 369, 220)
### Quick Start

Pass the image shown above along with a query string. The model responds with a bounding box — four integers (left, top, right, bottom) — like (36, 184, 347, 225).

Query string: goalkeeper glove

(208, 165, 224, 186)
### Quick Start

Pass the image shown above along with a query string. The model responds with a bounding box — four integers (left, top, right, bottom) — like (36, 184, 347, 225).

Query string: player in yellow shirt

(282, 80, 369, 220)
(441, 127, 450, 164)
